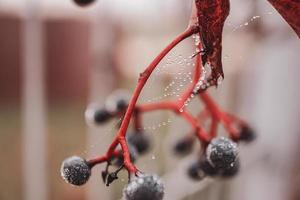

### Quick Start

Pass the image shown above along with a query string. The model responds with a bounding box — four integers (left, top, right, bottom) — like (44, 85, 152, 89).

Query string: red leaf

(268, 0, 300, 37)
(195, 0, 230, 85)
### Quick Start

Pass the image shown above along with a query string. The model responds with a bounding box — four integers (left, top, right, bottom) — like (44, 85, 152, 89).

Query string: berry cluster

(61, 0, 299, 198)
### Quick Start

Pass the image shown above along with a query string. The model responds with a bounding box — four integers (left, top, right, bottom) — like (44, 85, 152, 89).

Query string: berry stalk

(62, 0, 259, 191)
(106, 26, 198, 173)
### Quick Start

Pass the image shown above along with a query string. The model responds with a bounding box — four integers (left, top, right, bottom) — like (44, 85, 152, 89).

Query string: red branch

(105, 26, 198, 173)
(89, 29, 246, 174)
(86, 1, 249, 175)
(87, 150, 120, 167)
(75, 0, 300, 183)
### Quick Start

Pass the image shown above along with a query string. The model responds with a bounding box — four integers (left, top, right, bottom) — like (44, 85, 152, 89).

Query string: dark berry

(112, 145, 138, 167)
(239, 126, 256, 143)
(173, 137, 194, 156)
(105, 89, 130, 113)
(94, 108, 112, 124)
(199, 156, 218, 176)
(85, 107, 112, 125)
(116, 99, 128, 111)
(128, 132, 151, 154)
(187, 161, 205, 180)
(73, 0, 96, 6)
(220, 158, 240, 178)
(187, 156, 220, 180)
(60, 156, 91, 186)
(206, 137, 238, 170)
(123, 174, 164, 200)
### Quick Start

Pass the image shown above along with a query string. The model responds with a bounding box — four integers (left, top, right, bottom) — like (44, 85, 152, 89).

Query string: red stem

(199, 92, 239, 139)
(138, 101, 178, 112)
(106, 27, 197, 173)
(179, 110, 210, 142)
(87, 150, 120, 167)
(196, 109, 210, 123)
(179, 41, 202, 106)
(134, 45, 211, 143)
(82, 1, 249, 177)
(209, 118, 218, 138)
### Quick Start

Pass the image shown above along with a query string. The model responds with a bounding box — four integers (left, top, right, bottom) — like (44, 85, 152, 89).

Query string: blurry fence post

(21, 1, 47, 200)
(86, 5, 117, 200)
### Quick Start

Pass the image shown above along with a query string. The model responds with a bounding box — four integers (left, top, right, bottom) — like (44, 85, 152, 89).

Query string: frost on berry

(60, 156, 91, 186)
(123, 174, 164, 200)
(206, 137, 238, 170)
(220, 158, 240, 177)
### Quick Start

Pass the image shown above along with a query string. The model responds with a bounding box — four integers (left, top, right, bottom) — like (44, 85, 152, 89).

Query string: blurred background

(0, 0, 299, 199)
